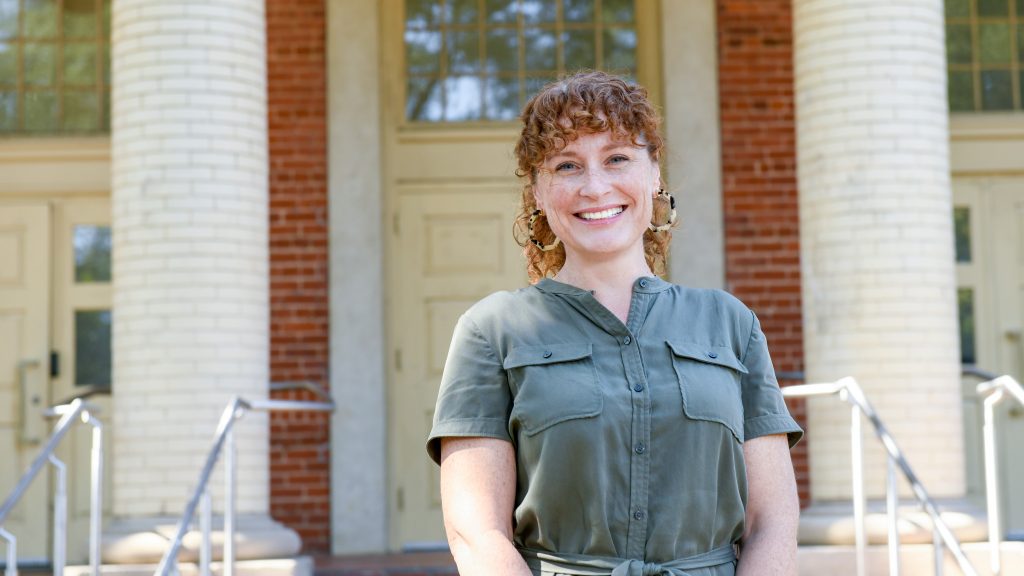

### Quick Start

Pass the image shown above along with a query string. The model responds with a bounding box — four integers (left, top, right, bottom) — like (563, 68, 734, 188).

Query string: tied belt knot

(519, 544, 736, 576)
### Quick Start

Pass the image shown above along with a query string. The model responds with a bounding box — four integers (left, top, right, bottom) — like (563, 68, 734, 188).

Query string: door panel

(389, 187, 526, 546)
(0, 204, 51, 562)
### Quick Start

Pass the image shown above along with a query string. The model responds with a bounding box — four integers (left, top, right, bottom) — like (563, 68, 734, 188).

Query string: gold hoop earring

(649, 188, 677, 232)
(528, 209, 561, 251)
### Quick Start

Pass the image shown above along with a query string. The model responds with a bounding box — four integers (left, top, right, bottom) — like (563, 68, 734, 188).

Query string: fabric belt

(519, 544, 736, 576)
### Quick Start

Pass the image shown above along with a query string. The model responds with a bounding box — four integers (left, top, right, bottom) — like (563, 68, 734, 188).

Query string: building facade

(0, 0, 1022, 563)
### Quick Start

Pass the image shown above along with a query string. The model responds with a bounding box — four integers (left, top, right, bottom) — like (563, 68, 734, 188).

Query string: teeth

(578, 207, 624, 220)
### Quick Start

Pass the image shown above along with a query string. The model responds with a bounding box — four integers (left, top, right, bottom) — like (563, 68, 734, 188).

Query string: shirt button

(633, 509, 645, 520)
(633, 383, 643, 392)
(634, 443, 645, 454)
(707, 352, 719, 359)
(542, 350, 552, 358)
(639, 279, 649, 288)
(623, 336, 631, 345)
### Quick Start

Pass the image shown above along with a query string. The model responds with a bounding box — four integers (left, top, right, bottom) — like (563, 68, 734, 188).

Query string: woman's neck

(552, 253, 654, 324)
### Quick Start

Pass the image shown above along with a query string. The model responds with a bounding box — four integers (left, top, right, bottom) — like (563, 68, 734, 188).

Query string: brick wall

(716, 0, 809, 506)
(266, 0, 331, 552)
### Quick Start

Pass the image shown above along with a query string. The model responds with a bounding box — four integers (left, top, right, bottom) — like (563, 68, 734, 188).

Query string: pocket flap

(666, 340, 748, 374)
(503, 343, 593, 369)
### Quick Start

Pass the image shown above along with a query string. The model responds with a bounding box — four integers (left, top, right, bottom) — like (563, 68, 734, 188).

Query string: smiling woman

(427, 71, 803, 576)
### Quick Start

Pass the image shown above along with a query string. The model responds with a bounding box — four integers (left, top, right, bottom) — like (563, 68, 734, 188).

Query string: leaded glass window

(0, 0, 111, 135)
(945, 0, 1024, 111)
(405, 0, 638, 122)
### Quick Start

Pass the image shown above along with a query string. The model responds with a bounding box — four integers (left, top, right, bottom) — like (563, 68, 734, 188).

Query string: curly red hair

(512, 71, 672, 283)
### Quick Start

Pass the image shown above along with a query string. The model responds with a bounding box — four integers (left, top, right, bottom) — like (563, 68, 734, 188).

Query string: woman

(426, 71, 803, 576)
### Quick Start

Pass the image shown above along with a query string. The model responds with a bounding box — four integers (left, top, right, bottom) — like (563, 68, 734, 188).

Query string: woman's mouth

(575, 206, 625, 221)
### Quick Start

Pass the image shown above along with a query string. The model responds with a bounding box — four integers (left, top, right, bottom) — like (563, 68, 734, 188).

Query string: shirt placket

(621, 290, 652, 559)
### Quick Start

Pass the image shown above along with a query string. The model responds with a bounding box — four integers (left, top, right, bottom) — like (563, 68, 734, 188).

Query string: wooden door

(0, 204, 51, 563)
(382, 0, 661, 549)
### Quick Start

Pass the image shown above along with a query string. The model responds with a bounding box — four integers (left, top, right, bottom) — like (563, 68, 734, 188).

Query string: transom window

(945, 0, 1024, 111)
(0, 0, 111, 135)
(404, 0, 637, 122)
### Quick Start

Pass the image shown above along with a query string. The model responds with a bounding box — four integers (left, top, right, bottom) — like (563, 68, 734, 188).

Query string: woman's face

(533, 129, 660, 267)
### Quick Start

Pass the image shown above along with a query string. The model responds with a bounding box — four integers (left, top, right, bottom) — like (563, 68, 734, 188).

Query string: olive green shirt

(427, 276, 803, 576)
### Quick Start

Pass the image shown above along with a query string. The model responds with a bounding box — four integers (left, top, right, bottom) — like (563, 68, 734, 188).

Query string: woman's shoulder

(459, 284, 548, 329)
(663, 282, 753, 317)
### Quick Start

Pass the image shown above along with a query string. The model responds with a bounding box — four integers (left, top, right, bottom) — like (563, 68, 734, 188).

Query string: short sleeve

(740, 310, 803, 448)
(425, 313, 513, 465)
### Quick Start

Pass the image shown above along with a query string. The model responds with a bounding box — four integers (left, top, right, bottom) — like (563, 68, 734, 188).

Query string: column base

(798, 498, 988, 545)
(102, 514, 302, 564)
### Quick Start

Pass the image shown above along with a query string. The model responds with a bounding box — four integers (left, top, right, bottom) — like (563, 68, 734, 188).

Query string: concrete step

(798, 541, 1024, 576)
(61, 557, 312, 576)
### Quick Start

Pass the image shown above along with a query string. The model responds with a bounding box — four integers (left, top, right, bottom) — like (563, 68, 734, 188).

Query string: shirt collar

(534, 275, 672, 296)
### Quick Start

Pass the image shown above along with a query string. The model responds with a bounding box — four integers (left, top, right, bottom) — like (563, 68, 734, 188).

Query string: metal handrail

(0, 398, 104, 576)
(975, 374, 1024, 576)
(154, 393, 335, 576)
(782, 377, 979, 576)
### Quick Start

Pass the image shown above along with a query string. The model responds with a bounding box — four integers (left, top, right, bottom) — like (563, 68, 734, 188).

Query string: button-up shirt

(427, 276, 802, 575)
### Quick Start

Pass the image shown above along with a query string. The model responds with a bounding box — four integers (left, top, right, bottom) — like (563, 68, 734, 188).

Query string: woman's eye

(608, 155, 629, 165)
(555, 162, 579, 172)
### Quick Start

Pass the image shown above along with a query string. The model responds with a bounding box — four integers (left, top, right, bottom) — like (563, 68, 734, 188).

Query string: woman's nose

(579, 168, 612, 198)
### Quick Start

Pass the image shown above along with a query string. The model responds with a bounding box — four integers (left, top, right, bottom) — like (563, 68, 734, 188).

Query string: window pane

(405, 29, 440, 75)
(24, 0, 58, 38)
(601, 0, 634, 23)
(485, 76, 519, 120)
(0, 42, 15, 85)
(524, 27, 556, 71)
(945, 0, 969, 18)
(486, 28, 518, 73)
(1019, 25, 1024, 62)
(448, 30, 480, 74)
(0, 91, 15, 131)
(445, 75, 482, 120)
(526, 75, 557, 99)
(946, 24, 972, 65)
(407, 76, 442, 121)
(563, 29, 595, 70)
(405, 0, 438, 28)
(0, 0, 18, 39)
(980, 69, 1013, 110)
(522, 0, 556, 24)
(102, 0, 110, 37)
(948, 70, 975, 111)
(563, 0, 593, 22)
(486, 0, 517, 23)
(64, 91, 99, 131)
(603, 28, 636, 72)
(63, 0, 97, 39)
(954, 207, 971, 263)
(24, 43, 56, 86)
(449, 0, 479, 24)
(74, 225, 111, 282)
(976, 0, 1008, 17)
(64, 42, 97, 86)
(978, 23, 1011, 64)
(24, 90, 57, 131)
(958, 288, 976, 365)
(75, 309, 111, 388)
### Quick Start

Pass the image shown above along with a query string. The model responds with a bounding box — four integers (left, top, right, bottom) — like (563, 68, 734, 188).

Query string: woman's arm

(440, 437, 533, 576)
(736, 434, 800, 576)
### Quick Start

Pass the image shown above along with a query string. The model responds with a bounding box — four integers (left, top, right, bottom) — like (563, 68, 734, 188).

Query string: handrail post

(982, 388, 1003, 576)
(845, 391, 867, 576)
(224, 422, 236, 576)
(0, 527, 16, 576)
(934, 525, 944, 576)
(886, 456, 900, 576)
(199, 489, 211, 576)
(48, 455, 67, 576)
(85, 411, 103, 576)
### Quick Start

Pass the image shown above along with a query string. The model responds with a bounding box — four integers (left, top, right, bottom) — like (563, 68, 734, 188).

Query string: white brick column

(794, 0, 964, 505)
(107, 0, 298, 562)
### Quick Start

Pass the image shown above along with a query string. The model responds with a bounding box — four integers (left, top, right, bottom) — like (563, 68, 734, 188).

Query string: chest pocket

(667, 340, 747, 443)
(503, 343, 603, 436)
